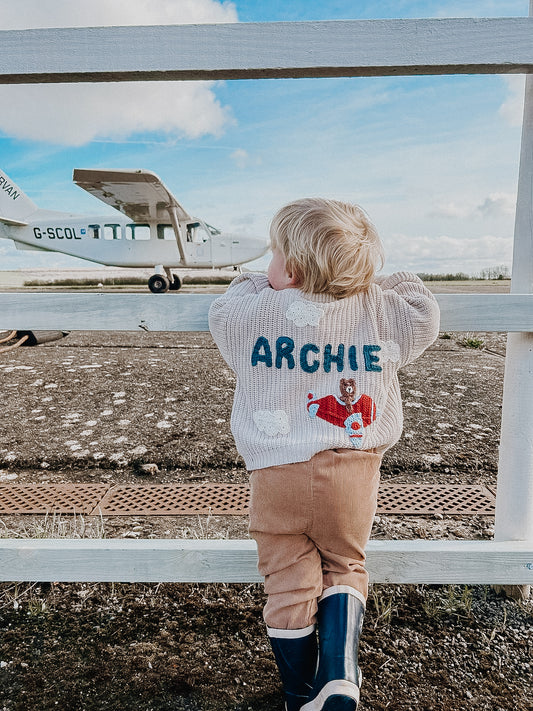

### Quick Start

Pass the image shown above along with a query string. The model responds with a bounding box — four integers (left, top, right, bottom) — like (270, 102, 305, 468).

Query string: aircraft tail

(0, 169, 38, 226)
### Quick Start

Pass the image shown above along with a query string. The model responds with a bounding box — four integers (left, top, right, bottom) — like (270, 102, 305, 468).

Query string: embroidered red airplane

(307, 378, 378, 446)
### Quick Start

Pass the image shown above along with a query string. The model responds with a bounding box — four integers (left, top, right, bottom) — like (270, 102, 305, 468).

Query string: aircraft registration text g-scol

(33, 227, 82, 240)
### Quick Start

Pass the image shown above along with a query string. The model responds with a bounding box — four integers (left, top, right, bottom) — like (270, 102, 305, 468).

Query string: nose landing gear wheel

(148, 274, 170, 293)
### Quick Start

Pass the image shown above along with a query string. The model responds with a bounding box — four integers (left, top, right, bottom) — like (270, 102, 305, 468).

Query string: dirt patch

(0, 582, 530, 711)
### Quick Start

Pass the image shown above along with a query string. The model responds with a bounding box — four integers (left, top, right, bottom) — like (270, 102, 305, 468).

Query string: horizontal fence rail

(1, 19, 533, 84)
(0, 539, 531, 585)
(1, 293, 532, 332)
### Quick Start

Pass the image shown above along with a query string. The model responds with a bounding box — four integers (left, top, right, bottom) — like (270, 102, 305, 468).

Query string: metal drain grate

(0, 483, 495, 516)
(377, 484, 495, 515)
(0, 484, 110, 514)
(93, 484, 250, 516)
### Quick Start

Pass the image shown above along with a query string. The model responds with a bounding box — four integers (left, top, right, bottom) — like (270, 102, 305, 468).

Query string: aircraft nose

(244, 235, 270, 260)
(240, 236, 271, 271)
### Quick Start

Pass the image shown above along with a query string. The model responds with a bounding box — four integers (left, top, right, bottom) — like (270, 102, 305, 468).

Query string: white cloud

(252, 410, 290, 437)
(499, 75, 526, 127)
(0, 0, 238, 29)
(428, 202, 473, 220)
(379, 340, 400, 364)
(0, 82, 233, 146)
(230, 149, 251, 169)
(428, 192, 516, 221)
(230, 149, 263, 169)
(285, 300, 324, 327)
(0, 0, 238, 146)
(476, 192, 516, 219)
(383, 232, 513, 275)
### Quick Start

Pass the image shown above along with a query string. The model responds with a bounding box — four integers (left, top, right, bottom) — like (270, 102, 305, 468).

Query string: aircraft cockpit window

(157, 224, 175, 241)
(104, 224, 121, 240)
(206, 223, 221, 236)
(186, 221, 212, 244)
(126, 223, 151, 240)
(89, 224, 101, 239)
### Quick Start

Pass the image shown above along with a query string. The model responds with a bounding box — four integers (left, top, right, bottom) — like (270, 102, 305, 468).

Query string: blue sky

(0, 0, 530, 275)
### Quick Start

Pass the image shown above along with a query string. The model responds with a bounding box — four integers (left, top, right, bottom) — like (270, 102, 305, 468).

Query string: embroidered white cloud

(379, 340, 401, 363)
(252, 410, 290, 437)
(286, 300, 324, 327)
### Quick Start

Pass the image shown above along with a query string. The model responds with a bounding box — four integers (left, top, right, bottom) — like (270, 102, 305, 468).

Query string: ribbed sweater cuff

(377, 271, 423, 291)
(227, 272, 270, 294)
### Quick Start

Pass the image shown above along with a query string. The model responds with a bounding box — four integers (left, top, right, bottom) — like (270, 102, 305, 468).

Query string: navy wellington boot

(267, 625, 318, 711)
(300, 586, 365, 711)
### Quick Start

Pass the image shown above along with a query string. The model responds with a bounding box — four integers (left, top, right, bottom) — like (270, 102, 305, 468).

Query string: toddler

(208, 198, 440, 711)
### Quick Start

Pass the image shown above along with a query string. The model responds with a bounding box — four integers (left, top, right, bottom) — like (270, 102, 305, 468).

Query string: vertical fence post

(494, 1, 533, 553)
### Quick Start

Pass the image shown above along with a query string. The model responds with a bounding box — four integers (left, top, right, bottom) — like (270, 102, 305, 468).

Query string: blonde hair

(270, 198, 384, 299)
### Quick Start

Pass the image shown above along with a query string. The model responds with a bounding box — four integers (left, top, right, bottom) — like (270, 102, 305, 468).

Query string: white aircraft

(0, 168, 270, 292)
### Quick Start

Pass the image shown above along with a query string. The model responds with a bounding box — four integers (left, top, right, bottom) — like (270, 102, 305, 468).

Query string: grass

(0, 511, 106, 540)
(23, 274, 234, 287)
(460, 335, 485, 349)
(370, 586, 397, 629)
(24, 277, 148, 287)
(421, 585, 474, 620)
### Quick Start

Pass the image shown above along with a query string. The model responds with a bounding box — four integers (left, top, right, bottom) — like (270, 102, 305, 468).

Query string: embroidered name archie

(250, 336, 382, 373)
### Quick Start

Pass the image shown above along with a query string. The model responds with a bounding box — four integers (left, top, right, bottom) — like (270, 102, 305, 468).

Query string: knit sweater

(208, 271, 440, 471)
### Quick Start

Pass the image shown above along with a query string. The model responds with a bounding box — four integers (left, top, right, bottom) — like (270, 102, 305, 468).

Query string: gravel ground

(0, 580, 530, 711)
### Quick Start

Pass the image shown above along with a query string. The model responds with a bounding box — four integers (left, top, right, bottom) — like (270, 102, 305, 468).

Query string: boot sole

(300, 679, 360, 711)
(323, 696, 357, 711)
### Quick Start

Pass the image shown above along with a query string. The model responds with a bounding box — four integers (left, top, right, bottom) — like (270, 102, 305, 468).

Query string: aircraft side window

(126, 224, 151, 240)
(104, 224, 121, 240)
(89, 224, 101, 239)
(186, 221, 202, 244)
(157, 224, 175, 241)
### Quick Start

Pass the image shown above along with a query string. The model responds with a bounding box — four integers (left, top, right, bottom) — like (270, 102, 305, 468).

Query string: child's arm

(208, 272, 270, 369)
(375, 271, 440, 365)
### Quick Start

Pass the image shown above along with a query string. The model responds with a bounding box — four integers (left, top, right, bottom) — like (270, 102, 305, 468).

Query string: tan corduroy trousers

(249, 448, 382, 630)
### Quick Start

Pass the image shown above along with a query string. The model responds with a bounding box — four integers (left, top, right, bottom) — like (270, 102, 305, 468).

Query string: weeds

(179, 512, 230, 540)
(422, 585, 474, 620)
(24, 277, 148, 287)
(459, 334, 485, 349)
(24, 275, 233, 287)
(0, 581, 39, 611)
(370, 587, 397, 629)
(0, 511, 106, 540)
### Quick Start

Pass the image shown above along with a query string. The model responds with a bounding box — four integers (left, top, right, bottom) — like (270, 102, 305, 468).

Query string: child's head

(269, 198, 384, 298)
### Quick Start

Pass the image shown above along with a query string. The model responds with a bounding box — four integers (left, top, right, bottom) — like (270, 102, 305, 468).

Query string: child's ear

(287, 268, 301, 287)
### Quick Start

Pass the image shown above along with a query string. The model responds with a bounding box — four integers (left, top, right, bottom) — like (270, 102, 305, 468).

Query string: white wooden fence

(0, 11, 532, 586)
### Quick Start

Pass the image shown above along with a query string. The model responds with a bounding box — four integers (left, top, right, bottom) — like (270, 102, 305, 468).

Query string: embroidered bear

(339, 378, 357, 414)
(307, 379, 378, 448)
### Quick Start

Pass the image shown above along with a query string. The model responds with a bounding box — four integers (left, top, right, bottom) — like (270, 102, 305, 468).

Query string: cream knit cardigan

(208, 271, 440, 471)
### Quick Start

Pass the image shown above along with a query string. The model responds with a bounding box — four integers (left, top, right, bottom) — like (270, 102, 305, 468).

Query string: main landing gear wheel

(148, 274, 170, 293)
(168, 274, 182, 291)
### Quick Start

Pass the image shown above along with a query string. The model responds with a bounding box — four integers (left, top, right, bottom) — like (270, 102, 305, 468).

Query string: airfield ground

(0, 278, 531, 711)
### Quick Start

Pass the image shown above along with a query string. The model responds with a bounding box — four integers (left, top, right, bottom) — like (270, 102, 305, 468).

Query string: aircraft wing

(73, 169, 193, 223)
